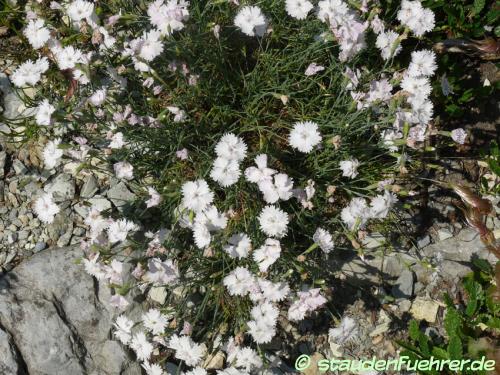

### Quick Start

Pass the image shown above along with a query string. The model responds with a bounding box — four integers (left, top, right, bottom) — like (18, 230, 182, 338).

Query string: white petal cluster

(234, 6, 267, 37)
(148, 0, 190, 36)
(23, 19, 51, 49)
(211, 133, 247, 187)
(288, 288, 327, 321)
(43, 138, 63, 169)
(11, 57, 49, 87)
(258, 205, 289, 238)
(168, 334, 207, 367)
(397, 0, 435, 37)
(285, 0, 313, 20)
(34, 193, 60, 224)
(288, 121, 322, 153)
(313, 228, 334, 253)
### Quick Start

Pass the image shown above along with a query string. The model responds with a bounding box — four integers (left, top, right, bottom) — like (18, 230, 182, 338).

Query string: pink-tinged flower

(305, 63, 325, 76)
(451, 128, 467, 145)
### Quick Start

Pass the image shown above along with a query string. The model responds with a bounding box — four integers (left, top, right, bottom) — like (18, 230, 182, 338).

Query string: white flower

(234, 6, 267, 37)
(289, 121, 322, 153)
(286, 0, 313, 20)
(288, 288, 327, 321)
(304, 63, 325, 76)
(370, 191, 397, 218)
(142, 309, 169, 335)
(313, 228, 334, 253)
(210, 157, 241, 187)
(23, 19, 51, 49)
(408, 50, 437, 77)
(89, 88, 107, 106)
(375, 31, 401, 60)
(317, 0, 352, 27)
(43, 138, 63, 169)
(253, 238, 281, 272)
(193, 222, 211, 248)
(329, 316, 359, 345)
(397, 0, 435, 37)
(114, 161, 134, 180)
(144, 258, 179, 285)
(365, 79, 393, 104)
(10, 57, 49, 87)
(184, 368, 207, 375)
(168, 334, 207, 367)
(34, 193, 60, 224)
(258, 205, 289, 238)
(176, 148, 189, 160)
(182, 179, 214, 213)
(215, 133, 247, 162)
(67, 0, 94, 22)
(142, 362, 165, 375)
(451, 128, 467, 144)
(247, 302, 279, 344)
(341, 197, 370, 230)
(113, 315, 134, 345)
(83, 253, 107, 280)
(109, 295, 130, 311)
(138, 30, 164, 61)
(339, 159, 360, 179)
(167, 106, 187, 122)
(223, 267, 256, 296)
(258, 173, 294, 204)
(107, 219, 137, 243)
(148, 0, 190, 36)
(104, 259, 124, 285)
(244, 154, 276, 184)
(55, 46, 83, 70)
(224, 233, 252, 259)
(235, 347, 263, 372)
(109, 132, 125, 149)
(401, 75, 431, 99)
(146, 187, 162, 208)
(35, 99, 55, 126)
(130, 332, 153, 362)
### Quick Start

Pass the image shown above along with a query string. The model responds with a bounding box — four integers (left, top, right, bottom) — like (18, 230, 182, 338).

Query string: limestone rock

(0, 245, 141, 375)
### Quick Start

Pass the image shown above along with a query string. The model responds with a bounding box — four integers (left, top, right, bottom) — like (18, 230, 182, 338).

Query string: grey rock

(0, 246, 142, 375)
(0, 151, 6, 178)
(437, 228, 453, 241)
(33, 242, 46, 252)
(107, 182, 136, 211)
(80, 175, 98, 198)
(44, 173, 75, 202)
(417, 235, 431, 248)
(0, 328, 21, 374)
(392, 269, 414, 299)
(47, 212, 72, 242)
(12, 159, 27, 175)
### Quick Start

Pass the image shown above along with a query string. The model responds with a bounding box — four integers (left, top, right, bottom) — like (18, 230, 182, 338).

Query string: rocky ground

(1, 62, 499, 374)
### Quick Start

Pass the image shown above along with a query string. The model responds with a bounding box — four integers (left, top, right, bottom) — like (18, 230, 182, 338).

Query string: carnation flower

(223, 267, 256, 296)
(258, 173, 294, 204)
(137, 30, 164, 62)
(339, 159, 360, 179)
(215, 133, 247, 162)
(83, 253, 107, 280)
(365, 79, 393, 104)
(451, 128, 467, 145)
(10, 57, 49, 87)
(182, 179, 214, 213)
(168, 334, 207, 367)
(142, 308, 169, 335)
(55, 46, 83, 70)
(144, 258, 179, 285)
(224, 233, 252, 259)
(247, 302, 279, 343)
(23, 19, 51, 49)
(313, 228, 334, 253)
(142, 362, 165, 375)
(288, 121, 322, 153)
(148, 0, 190, 36)
(113, 315, 134, 345)
(67, 0, 94, 22)
(286, 0, 313, 20)
(258, 205, 289, 238)
(104, 259, 124, 285)
(184, 368, 207, 375)
(89, 88, 107, 106)
(176, 148, 189, 160)
(43, 138, 63, 169)
(288, 288, 327, 321)
(304, 63, 325, 76)
(397, 0, 435, 37)
(375, 31, 401, 60)
(34, 193, 60, 224)
(317, 0, 352, 27)
(114, 161, 134, 180)
(108, 219, 137, 243)
(341, 197, 370, 230)
(146, 187, 162, 208)
(234, 6, 267, 37)
(109, 294, 130, 311)
(130, 332, 153, 362)
(167, 106, 187, 122)
(253, 238, 281, 272)
(251, 279, 290, 303)
(210, 157, 241, 187)
(234, 347, 263, 372)
(35, 99, 56, 126)
(109, 132, 125, 149)
(370, 191, 397, 218)
(329, 316, 359, 345)
(407, 50, 437, 77)
(244, 154, 276, 184)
